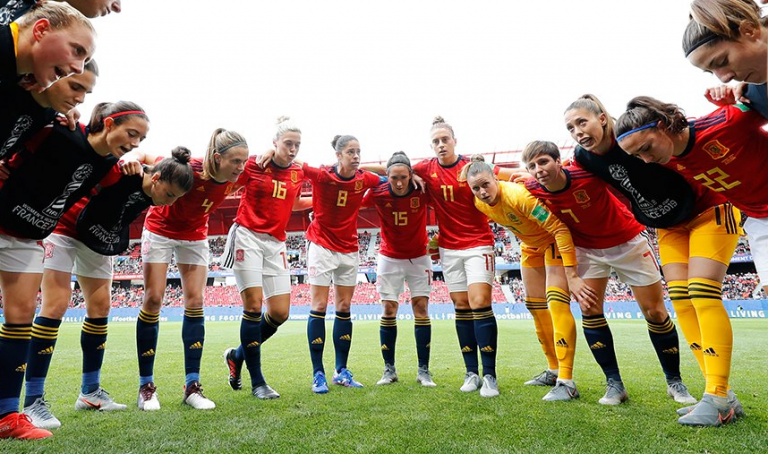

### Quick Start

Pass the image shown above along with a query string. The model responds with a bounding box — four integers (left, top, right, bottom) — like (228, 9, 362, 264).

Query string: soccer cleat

(524, 370, 558, 386)
(666, 378, 697, 405)
(252, 384, 280, 400)
(678, 393, 736, 427)
(677, 389, 745, 417)
(460, 371, 481, 392)
(376, 364, 398, 385)
(183, 381, 216, 410)
(22, 397, 61, 430)
(75, 388, 127, 411)
(480, 374, 499, 398)
(0, 412, 53, 440)
(224, 347, 243, 391)
(598, 378, 628, 405)
(542, 381, 580, 401)
(137, 382, 161, 411)
(332, 368, 364, 388)
(416, 366, 437, 388)
(312, 371, 329, 394)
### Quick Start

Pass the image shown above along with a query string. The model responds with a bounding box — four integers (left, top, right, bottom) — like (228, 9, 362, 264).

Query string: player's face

(31, 21, 96, 91)
(149, 178, 186, 206)
(687, 31, 767, 84)
(215, 146, 247, 183)
(564, 108, 608, 151)
(104, 117, 149, 158)
(387, 165, 411, 196)
(526, 154, 561, 188)
(274, 131, 301, 166)
(43, 70, 96, 114)
(431, 128, 456, 160)
(618, 128, 675, 165)
(468, 171, 499, 206)
(66, 0, 122, 18)
(337, 140, 361, 170)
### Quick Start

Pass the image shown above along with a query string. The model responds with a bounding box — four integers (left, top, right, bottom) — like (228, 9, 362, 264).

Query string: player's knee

(143, 292, 164, 312)
(184, 295, 204, 310)
(642, 306, 668, 323)
(269, 307, 289, 323)
(411, 297, 428, 317)
(381, 300, 399, 317)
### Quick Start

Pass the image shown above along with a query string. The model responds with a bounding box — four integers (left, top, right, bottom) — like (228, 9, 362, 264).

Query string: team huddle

(0, 0, 766, 442)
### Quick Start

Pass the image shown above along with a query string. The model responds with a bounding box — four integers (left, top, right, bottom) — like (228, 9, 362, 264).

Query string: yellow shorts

(658, 203, 742, 266)
(521, 243, 563, 268)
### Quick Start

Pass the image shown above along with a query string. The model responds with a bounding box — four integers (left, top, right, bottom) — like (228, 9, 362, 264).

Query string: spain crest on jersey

(290, 170, 299, 184)
(703, 140, 730, 160)
(225, 183, 234, 194)
(573, 190, 590, 204)
(410, 197, 420, 209)
(457, 169, 465, 182)
(355, 181, 364, 191)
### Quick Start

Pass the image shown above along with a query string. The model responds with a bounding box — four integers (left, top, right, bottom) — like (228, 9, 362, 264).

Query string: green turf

(3, 319, 767, 453)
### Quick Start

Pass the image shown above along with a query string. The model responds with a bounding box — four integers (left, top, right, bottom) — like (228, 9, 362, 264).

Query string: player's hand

(118, 156, 144, 176)
(256, 149, 275, 168)
(66, 108, 81, 130)
(412, 173, 426, 191)
(508, 170, 532, 183)
(0, 159, 9, 180)
(567, 275, 597, 310)
(704, 84, 747, 106)
(427, 235, 440, 261)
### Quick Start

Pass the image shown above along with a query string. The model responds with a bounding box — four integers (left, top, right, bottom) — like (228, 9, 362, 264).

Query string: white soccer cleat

(480, 375, 499, 398)
(138, 382, 161, 411)
(416, 366, 437, 388)
(183, 381, 216, 410)
(376, 364, 398, 386)
(23, 397, 61, 430)
(75, 388, 127, 411)
(460, 372, 481, 392)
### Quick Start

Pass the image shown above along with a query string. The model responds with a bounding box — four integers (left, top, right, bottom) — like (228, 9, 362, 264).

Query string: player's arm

(293, 196, 312, 211)
(119, 149, 163, 176)
(360, 163, 385, 175)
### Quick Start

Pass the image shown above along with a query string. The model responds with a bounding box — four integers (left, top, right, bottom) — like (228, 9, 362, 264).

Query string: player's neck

(87, 134, 111, 157)
(545, 170, 567, 192)
(671, 128, 690, 157)
(437, 153, 458, 167)
(337, 164, 356, 178)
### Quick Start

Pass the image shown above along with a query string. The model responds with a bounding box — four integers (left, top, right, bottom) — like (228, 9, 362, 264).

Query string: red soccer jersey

(144, 158, 238, 241)
(525, 166, 645, 249)
(667, 105, 768, 218)
(362, 183, 430, 260)
(412, 155, 496, 250)
(304, 163, 381, 253)
(234, 157, 305, 242)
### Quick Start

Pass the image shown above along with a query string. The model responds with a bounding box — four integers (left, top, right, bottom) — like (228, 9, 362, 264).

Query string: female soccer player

(465, 154, 597, 401)
(616, 95, 768, 425)
(0, 101, 147, 440)
(362, 151, 436, 388)
(18, 102, 149, 429)
(0, 1, 95, 161)
(684, 0, 767, 116)
(122, 128, 248, 411)
(410, 116, 516, 397)
(522, 141, 691, 406)
(0, 0, 121, 24)
(303, 134, 381, 394)
(221, 117, 310, 399)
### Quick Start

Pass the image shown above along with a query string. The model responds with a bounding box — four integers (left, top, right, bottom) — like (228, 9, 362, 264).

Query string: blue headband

(616, 122, 657, 142)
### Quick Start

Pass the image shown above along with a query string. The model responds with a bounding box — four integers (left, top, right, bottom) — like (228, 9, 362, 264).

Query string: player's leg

(519, 245, 558, 386)
(136, 230, 172, 410)
(330, 249, 363, 388)
(441, 247, 479, 391)
(407, 255, 435, 387)
(375, 254, 404, 385)
(465, 246, 498, 398)
(304, 242, 335, 393)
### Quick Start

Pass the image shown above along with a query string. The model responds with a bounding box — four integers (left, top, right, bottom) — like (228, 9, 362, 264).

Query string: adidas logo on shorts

(311, 337, 324, 345)
(338, 334, 351, 341)
(141, 349, 155, 357)
(189, 342, 203, 350)
(38, 346, 55, 355)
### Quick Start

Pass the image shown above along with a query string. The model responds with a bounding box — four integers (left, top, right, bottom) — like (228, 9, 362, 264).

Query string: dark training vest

(0, 124, 117, 239)
(76, 174, 153, 256)
(574, 144, 695, 228)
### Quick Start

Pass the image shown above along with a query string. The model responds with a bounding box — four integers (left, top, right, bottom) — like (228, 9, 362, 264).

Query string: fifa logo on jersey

(573, 190, 590, 204)
(702, 140, 730, 160)
(291, 171, 299, 183)
(42, 164, 93, 218)
(410, 198, 420, 209)
(0, 114, 32, 158)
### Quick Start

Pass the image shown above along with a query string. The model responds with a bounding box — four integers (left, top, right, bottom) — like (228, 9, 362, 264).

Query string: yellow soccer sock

(547, 287, 577, 381)
(525, 297, 558, 371)
(689, 277, 732, 398)
(668, 280, 706, 378)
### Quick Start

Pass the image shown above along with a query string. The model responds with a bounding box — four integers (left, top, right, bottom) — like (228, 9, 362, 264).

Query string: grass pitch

(3, 318, 767, 453)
